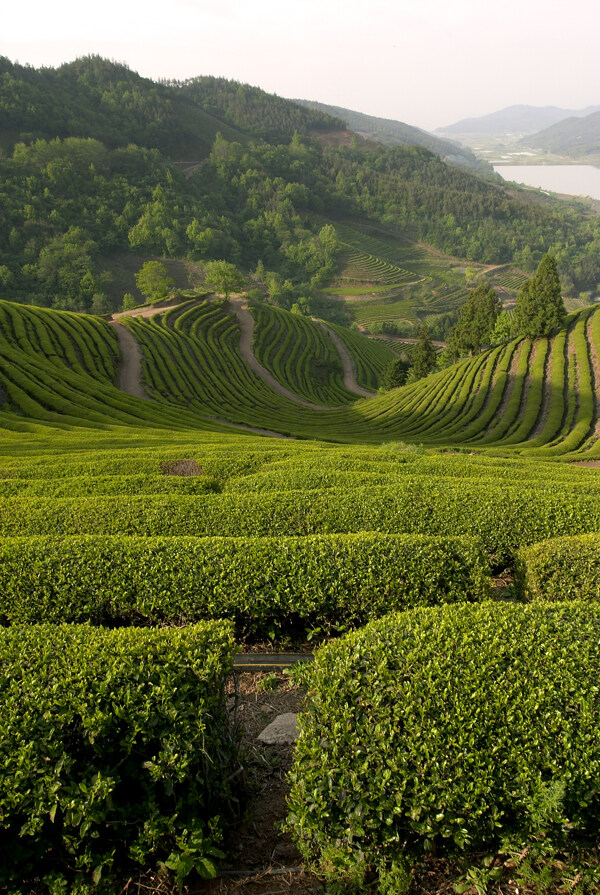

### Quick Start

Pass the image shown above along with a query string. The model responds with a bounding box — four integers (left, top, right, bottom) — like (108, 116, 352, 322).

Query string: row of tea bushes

(0, 533, 488, 637)
(517, 534, 600, 601)
(4, 483, 600, 562)
(288, 602, 600, 888)
(0, 622, 237, 892)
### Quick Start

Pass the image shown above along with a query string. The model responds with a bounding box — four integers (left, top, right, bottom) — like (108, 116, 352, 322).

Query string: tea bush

(0, 622, 237, 892)
(0, 533, 488, 637)
(516, 534, 600, 601)
(3, 482, 600, 563)
(288, 603, 600, 885)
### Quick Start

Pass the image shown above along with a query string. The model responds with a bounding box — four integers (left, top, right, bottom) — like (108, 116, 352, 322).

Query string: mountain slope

(519, 110, 600, 158)
(295, 99, 488, 171)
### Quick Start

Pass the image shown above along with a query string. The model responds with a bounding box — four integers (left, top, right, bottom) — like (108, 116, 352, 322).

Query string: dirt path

(227, 297, 333, 410)
(111, 299, 188, 321)
(207, 418, 297, 439)
(110, 323, 150, 400)
(313, 321, 375, 398)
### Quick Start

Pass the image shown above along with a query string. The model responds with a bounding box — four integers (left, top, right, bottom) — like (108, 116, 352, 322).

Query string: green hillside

(519, 109, 600, 158)
(1, 54, 600, 322)
(295, 98, 489, 171)
(3, 55, 600, 895)
(2, 296, 600, 458)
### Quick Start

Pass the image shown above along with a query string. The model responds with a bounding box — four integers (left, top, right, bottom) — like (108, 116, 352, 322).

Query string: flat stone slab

(257, 713, 299, 745)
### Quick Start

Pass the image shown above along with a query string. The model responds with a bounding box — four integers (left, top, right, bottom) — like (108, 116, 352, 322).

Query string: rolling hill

(294, 99, 488, 171)
(518, 109, 600, 158)
(2, 294, 600, 458)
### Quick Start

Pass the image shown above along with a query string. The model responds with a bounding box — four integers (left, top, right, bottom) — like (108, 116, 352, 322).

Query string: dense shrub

(0, 623, 237, 892)
(516, 534, 600, 601)
(0, 534, 488, 637)
(3, 482, 600, 562)
(287, 603, 600, 884)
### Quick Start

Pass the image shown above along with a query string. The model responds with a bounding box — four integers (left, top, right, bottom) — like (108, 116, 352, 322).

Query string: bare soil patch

(160, 459, 203, 477)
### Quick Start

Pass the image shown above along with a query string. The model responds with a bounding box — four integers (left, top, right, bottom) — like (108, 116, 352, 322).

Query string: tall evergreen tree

(407, 326, 437, 383)
(448, 282, 501, 355)
(514, 253, 565, 338)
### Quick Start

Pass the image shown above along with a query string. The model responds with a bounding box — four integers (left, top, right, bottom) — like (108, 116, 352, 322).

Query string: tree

(513, 253, 565, 339)
(491, 310, 515, 345)
(448, 282, 501, 355)
(381, 357, 410, 391)
(407, 327, 437, 383)
(204, 260, 245, 300)
(122, 293, 137, 311)
(134, 261, 174, 303)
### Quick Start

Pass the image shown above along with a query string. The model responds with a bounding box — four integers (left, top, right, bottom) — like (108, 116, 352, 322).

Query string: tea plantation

(1, 296, 600, 892)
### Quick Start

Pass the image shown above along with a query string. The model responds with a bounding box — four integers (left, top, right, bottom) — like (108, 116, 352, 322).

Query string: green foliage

(203, 260, 245, 299)
(0, 622, 236, 892)
(448, 282, 501, 354)
(490, 308, 515, 344)
(381, 357, 410, 390)
(287, 602, 600, 883)
(407, 326, 437, 382)
(121, 292, 137, 311)
(516, 534, 600, 601)
(514, 253, 566, 338)
(0, 533, 489, 637)
(134, 261, 174, 302)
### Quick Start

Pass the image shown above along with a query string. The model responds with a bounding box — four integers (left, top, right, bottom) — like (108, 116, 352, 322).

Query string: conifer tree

(407, 326, 437, 383)
(448, 282, 500, 355)
(514, 253, 565, 338)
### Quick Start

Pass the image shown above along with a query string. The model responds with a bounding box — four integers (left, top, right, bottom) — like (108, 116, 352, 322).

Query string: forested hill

(1, 56, 599, 315)
(176, 77, 346, 142)
(295, 99, 487, 172)
(519, 110, 600, 158)
(0, 57, 343, 156)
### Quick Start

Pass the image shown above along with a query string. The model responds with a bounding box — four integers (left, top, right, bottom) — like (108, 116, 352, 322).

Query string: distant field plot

(347, 297, 418, 328)
(493, 270, 529, 292)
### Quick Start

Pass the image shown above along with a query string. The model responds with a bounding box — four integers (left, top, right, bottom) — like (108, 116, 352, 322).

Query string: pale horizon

(1, 0, 598, 133)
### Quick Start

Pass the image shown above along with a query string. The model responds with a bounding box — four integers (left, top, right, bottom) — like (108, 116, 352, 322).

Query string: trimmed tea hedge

(0, 623, 236, 891)
(288, 603, 600, 883)
(4, 482, 600, 562)
(0, 534, 489, 636)
(516, 534, 600, 601)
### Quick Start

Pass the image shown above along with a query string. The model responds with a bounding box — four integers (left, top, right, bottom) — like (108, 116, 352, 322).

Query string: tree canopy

(204, 260, 245, 299)
(447, 282, 501, 356)
(513, 253, 566, 339)
(407, 327, 437, 383)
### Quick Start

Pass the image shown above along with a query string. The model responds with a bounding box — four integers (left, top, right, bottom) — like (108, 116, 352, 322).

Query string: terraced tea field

(3, 290, 600, 892)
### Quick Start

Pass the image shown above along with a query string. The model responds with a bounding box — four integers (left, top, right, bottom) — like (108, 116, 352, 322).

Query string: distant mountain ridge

(437, 104, 600, 136)
(293, 99, 489, 172)
(519, 110, 600, 157)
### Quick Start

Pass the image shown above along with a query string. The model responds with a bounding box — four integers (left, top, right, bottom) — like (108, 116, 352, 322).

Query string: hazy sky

(2, 0, 598, 131)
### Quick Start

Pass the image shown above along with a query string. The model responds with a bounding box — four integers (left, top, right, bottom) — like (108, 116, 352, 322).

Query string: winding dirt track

(110, 323, 150, 400)
(313, 320, 375, 398)
(226, 297, 333, 409)
(111, 295, 373, 413)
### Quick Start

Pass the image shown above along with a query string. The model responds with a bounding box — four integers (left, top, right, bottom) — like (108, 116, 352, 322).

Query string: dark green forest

(1, 55, 599, 314)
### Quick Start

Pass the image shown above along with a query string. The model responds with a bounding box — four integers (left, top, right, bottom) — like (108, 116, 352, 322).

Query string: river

(493, 164, 600, 201)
